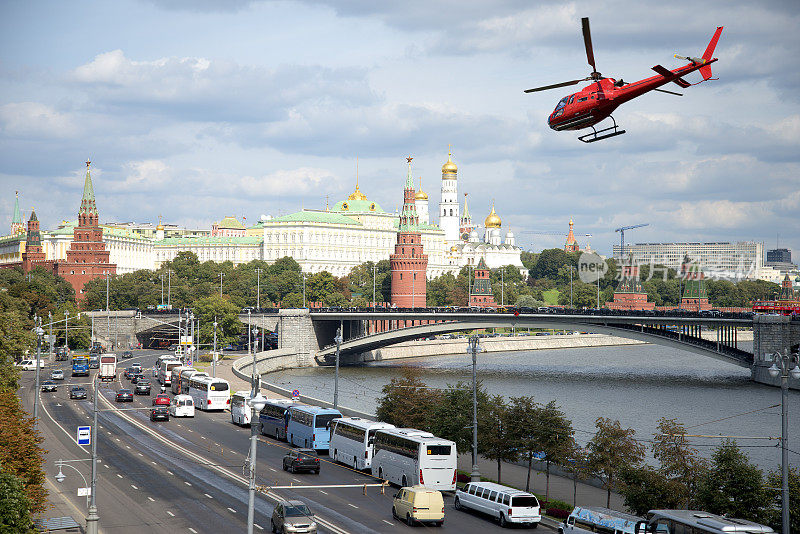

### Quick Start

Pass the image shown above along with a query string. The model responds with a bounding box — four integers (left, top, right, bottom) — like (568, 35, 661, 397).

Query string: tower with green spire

(11, 191, 23, 234)
(21, 209, 46, 269)
(469, 257, 497, 308)
(679, 256, 711, 311)
(606, 254, 655, 310)
(390, 157, 428, 308)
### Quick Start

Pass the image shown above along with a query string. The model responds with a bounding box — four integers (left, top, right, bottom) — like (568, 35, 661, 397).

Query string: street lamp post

(767, 350, 800, 534)
(302, 273, 307, 308)
(167, 269, 172, 308)
(372, 264, 377, 309)
(106, 273, 111, 349)
(333, 325, 343, 410)
(248, 309, 252, 357)
(48, 311, 53, 361)
(213, 317, 218, 378)
(33, 319, 44, 429)
(220, 272, 224, 297)
(86, 374, 99, 534)
(468, 334, 483, 482)
(569, 267, 574, 308)
(246, 390, 267, 534)
(255, 268, 262, 310)
(65, 310, 69, 353)
(160, 274, 164, 306)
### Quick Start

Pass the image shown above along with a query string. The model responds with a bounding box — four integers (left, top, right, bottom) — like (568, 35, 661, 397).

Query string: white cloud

(0, 102, 78, 138)
(238, 167, 340, 196)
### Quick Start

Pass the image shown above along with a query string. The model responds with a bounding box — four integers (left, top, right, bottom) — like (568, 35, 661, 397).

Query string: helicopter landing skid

(578, 116, 626, 143)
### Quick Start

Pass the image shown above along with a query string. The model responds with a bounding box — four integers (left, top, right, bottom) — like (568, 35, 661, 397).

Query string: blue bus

(257, 399, 301, 441)
(72, 356, 89, 377)
(287, 406, 342, 452)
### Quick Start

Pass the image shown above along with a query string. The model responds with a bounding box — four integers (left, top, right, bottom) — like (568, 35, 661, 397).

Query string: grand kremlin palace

(1, 153, 524, 280)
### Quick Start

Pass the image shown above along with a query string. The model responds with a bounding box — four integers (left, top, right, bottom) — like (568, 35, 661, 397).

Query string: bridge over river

(87, 308, 799, 389)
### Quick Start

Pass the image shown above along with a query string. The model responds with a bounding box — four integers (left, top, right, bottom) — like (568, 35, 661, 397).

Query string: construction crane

(615, 223, 649, 257)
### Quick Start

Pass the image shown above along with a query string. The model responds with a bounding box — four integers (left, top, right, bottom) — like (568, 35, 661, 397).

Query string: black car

(70, 386, 87, 399)
(122, 350, 133, 359)
(115, 389, 134, 402)
(123, 367, 134, 379)
(150, 406, 169, 422)
(282, 449, 320, 474)
(130, 373, 144, 384)
(41, 381, 58, 392)
(135, 381, 151, 395)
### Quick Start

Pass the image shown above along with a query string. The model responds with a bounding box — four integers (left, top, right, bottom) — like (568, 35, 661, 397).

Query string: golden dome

(347, 183, 367, 201)
(441, 147, 457, 177)
(450, 245, 458, 252)
(484, 201, 501, 228)
(156, 215, 164, 231)
(415, 190, 428, 201)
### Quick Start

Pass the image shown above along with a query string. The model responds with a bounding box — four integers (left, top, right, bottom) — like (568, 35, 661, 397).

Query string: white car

(169, 394, 195, 417)
(15, 359, 46, 371)
(50, 369, 65, 380)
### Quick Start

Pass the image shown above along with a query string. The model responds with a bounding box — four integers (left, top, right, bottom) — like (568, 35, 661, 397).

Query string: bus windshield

(315, 413, 339, 428)
(426, 445, 452, 456)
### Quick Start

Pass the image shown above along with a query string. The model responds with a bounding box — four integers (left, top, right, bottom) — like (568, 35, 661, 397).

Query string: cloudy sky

(1, 0, 798, 257)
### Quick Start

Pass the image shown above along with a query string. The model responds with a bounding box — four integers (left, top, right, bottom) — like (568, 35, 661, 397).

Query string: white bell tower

(439, 147, 460, 243)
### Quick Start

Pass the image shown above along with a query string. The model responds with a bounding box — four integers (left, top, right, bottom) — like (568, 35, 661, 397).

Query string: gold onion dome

(414, 190, 428, 200)
(484, 201, 501, 228)
(442, 149, 457, 177)
(156, 215, 164, 231)
(347, 183, 367, 201)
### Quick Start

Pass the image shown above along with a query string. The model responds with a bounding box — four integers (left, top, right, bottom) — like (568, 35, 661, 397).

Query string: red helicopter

(525, 18, 723, 143)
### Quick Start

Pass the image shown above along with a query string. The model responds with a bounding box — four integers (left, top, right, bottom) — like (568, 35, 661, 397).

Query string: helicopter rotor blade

(654, 88, 683, 96)
(524, 78, 588, 93)
(582, 17, 597, 75)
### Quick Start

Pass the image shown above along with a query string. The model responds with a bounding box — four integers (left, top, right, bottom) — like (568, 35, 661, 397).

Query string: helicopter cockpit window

(552, 96, 569, 117)
(568, 95, 575, 104)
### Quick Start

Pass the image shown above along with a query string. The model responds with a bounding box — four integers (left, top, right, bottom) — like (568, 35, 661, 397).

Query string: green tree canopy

(587, 417, 646, 508)
(193, 295, 244, 347)
(651, 417, 708, 508)
(0, 472, 35, 533)
(376, 367, 440, 430)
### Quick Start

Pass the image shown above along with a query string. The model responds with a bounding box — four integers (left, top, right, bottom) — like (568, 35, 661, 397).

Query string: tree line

(376, 368, 797, 530)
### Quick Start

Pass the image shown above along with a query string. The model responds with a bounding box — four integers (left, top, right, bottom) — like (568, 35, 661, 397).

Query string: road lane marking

(189, 529, 197, 533)
(184, 481, 192, 486)
(347, 504, 358, 509)
(200, 436, 206, 440)
(319, 490, 328, 495)
(138, 453, 143, 456)
(148, 497, 155, 502)
(383, 520, 393, 525)
(167, 511, 174, 517)
(227, 507, 236, 513)
(269, 468, 276, 472)
(131, 484, 138, 489)
(167, 470, 174, 475)
(187, 429, 193, 432)
(116, 474, 123, 478)
(103, 464, 109, 468)
(254, 524, 264, 530)
(292, 478, 301, 482)
(152, 461, 157, 465)
(204, 493, 212, 499)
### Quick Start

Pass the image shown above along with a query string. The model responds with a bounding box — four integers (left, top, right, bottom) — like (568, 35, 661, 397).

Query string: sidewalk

(211, 355, 625, 512)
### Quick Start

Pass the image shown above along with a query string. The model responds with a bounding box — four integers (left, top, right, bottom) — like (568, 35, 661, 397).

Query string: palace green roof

(216, 216, 245, 230)
(332, 198, 386, 214)
(392, 219, 442, 232)
(270, 210, 362, 226)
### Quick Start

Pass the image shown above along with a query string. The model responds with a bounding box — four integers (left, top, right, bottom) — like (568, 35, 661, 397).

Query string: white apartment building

(614, 241, 765, 280)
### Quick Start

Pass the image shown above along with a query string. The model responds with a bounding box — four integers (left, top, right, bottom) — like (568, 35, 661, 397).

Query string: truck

(71, 356, 90, 377)
(56, 347, 70, 361)
(99, 354, 117, 382)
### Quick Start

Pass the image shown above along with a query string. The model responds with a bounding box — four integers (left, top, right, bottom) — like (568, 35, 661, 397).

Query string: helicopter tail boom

(699, 26, 723, 79)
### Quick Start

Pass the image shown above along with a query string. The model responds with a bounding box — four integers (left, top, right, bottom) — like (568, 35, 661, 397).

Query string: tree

(696, 440, 767, 522)
(557, 280, 597, 309)
(764, 466, 800, 533)
(306, 271, 338, 303)
(193, 295, 243, 347)
(376, 367, 440, 430)
(651, 417, 708, 508)
(586, 417, 646, 507)
(0, 472, 35, 533)
(281, 292, 303, 308)
(507, 396, 543, 492)
(0, 391, 46, 513)
(619, 465, 683, 515)
(535, 401, 576, 503)
(429, 381, 491, 457)
(530, 249, 575, 281)
(515, 294, 544, 308)
(477, 395, 518, 483)
(0, 304, 31, 390)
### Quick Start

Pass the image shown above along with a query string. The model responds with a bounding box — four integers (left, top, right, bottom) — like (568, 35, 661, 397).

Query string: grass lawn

(542, 289, 560, 305)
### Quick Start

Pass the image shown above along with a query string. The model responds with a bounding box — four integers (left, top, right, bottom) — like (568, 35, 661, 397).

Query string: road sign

(77, 426, 91, 446)
(77, 487, 91, 497)
(533, 451, 546, 460)
(291, 389, 300, 399)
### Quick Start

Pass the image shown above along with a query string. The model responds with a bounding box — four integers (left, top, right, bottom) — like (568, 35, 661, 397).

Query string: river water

(267, 342, 799, 472)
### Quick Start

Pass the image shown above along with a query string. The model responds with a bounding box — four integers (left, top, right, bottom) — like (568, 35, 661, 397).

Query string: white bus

(157, 359, 182, 386)
(98, 354, 117, 382)
(187, 375, 230, 411)
(230, 390, 259, 426)
(330, 417, 395, 472)
(638, 510, 775, 534)
(179, 368, 201, 394)
(372, 428, 458, 491)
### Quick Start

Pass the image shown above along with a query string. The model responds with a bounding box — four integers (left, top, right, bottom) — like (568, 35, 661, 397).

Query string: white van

(455, 481, 541, 528)
(16, 359, 47, 371)
(559, 506, 642, 534)
(170, 394, 195, 418)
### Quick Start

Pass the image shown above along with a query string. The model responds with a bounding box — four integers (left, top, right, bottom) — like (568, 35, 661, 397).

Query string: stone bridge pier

(752, 315, 800, 389)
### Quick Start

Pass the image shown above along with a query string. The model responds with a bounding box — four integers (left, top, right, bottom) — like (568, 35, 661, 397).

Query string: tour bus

(170, 365, 192, 394)
(329, 417, 395, 471)
(560, 506, 642, 534)
(636, 510, 775, 534)
(179, 368, 201, 395)
(187, 375, 230, 411)
(286, 406, 342, 451)
(98, 354, 117, 382)
(372, 428, 458, 491)
(157, 359, 182, 386)
(230, 390, 259, 426)
(258, 399, 301, 440)
(72, 356, 89, 377)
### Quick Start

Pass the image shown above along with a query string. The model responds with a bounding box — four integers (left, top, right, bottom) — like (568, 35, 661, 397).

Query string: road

(23, 349, 554, 533)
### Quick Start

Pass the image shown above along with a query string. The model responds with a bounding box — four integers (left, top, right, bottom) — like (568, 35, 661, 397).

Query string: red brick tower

(564, 218, 579, 253)
(21, 209, 47, 271)
(58, 159, 116, 301)
(390, 157, 428, 308)
(469, 257, 496, 308)
(606, 255, 655, 310)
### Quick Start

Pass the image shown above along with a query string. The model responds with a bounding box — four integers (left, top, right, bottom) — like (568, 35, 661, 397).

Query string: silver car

(271, 500, 317, 534)
(50, 369, 64, 380)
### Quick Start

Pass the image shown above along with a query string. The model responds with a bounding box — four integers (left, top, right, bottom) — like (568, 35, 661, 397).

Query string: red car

(152, 394, 171, 406)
